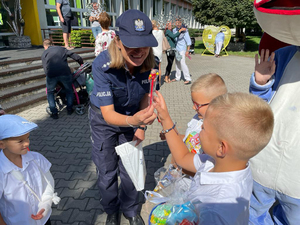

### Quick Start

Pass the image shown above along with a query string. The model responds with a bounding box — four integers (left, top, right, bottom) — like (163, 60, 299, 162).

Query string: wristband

(137, 126, 147, 131)
(126, 116, 135, 127)
(161, 122, 177, 134)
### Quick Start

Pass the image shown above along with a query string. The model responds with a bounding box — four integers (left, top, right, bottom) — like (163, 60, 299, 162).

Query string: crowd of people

(1, 0, 299, 224)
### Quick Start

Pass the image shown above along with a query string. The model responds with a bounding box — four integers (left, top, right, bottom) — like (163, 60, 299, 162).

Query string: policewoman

(89, 10, 158, 225)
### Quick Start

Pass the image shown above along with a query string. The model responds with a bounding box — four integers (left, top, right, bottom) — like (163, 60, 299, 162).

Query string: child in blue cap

(0, 115, 60, 225)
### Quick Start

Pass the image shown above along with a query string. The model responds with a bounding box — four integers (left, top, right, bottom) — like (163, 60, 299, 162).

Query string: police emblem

(135, 19, 145, 31)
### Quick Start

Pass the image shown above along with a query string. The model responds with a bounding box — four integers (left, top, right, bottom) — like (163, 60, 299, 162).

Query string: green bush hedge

(70, 29, 94, 47)
(189, 28, 203, 38)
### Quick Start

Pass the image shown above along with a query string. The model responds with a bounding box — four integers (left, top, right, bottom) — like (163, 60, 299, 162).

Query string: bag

(162, 35, 171, 52)
(115, 141, 146, 191)
(168, 49, 176, 57)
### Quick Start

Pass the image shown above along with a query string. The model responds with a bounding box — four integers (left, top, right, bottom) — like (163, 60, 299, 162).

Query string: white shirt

(0, 150, 51, 225)
(186, 154, 253, 225)
(90, 9, 101, 27)
(183, 114, 203, 154)
(152, 30, 164, 62)
(94, 30, 116, 57)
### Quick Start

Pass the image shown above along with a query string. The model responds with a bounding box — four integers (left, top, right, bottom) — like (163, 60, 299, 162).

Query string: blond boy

(183, 73, 227, 154)
(154, 92, 274, 224)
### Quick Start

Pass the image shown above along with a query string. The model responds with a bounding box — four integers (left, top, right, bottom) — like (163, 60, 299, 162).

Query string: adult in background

(164, 21, 186, 83)
(89, 9, 157, 225)
(89, 2, 102, 39)
(42, 39, 83, 119)
(214, 30, 225, 58)
(151, 20, 163, 86)
(56, 0, 74, 50)
(172, 18, 192, 85)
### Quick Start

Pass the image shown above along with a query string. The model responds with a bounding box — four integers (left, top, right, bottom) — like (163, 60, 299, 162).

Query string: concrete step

(0, 71, 45, 88)
(1, 91, 47, 113)
(0, 53, 95, 77)
(0, 79, 46, 99)
(1, 48, 95, 113)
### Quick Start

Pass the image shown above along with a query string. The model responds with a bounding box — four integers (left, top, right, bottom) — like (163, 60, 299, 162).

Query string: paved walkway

(15, 52, 254, 224)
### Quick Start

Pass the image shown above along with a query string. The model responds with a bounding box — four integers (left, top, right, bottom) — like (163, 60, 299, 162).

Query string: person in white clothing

(151, 20, 164, 86)
(0, 115, 60, 225)
(214, 30, 225, 58)
(154, 92, 274, 224)
(89, 2, 102, 39)
(172, 18, 192, 85)
(94, 11, 116, 57)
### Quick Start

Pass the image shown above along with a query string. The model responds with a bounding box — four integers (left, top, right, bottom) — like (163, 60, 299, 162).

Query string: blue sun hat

(0, 114, 38, 140)
(115, 9, 158, 48)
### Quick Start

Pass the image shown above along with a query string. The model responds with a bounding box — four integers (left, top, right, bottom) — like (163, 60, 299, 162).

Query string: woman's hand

(133, 128, 145, 146)
(130, 104, 156, 126)
(254, 49, 276, 85)
(179, 28, 186, 33)
(31, 209, 45, 220)
(153, 91, 171, 123)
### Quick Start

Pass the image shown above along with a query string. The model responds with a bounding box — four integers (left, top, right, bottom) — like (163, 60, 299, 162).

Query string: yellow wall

(22, 0, 43, 45)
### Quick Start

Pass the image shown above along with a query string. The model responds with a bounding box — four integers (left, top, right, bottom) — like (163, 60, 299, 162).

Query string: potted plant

(1, 0, 31, 48)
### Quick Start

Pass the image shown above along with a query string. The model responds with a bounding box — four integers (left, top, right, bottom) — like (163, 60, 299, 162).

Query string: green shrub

(70, 29, 94, 47)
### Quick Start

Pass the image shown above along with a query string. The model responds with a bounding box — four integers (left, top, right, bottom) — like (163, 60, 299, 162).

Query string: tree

(1, 0, 25, 36)
(192, 0, 259, 37)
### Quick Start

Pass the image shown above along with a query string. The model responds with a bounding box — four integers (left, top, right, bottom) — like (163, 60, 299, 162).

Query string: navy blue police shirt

(90, 50, 159, 116)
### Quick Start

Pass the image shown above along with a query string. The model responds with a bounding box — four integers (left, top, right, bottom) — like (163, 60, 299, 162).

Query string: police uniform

(89, 50, 157, 217)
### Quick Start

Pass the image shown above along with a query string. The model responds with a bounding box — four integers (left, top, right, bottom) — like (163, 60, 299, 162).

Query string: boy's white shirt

(186, 154, 253, 225)
(183, 113, 203, 142)
(0, 150, 52, 225)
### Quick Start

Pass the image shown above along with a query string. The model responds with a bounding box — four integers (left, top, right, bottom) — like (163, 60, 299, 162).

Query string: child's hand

(153, 91, 170, 122)
(31, 209, 45, 220)
(255, 49, 276, 85)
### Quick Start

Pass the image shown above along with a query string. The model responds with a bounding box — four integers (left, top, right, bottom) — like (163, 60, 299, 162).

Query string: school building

(0, 0, 200, 46)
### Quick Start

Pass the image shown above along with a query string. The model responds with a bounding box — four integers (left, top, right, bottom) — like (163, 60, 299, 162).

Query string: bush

(189, 28, 202, 38)
(70, 29, 94, 47)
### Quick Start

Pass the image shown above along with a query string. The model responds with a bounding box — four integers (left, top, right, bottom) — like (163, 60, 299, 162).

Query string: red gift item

(148, 69, 158, 107)
(179, 219, 195, 225)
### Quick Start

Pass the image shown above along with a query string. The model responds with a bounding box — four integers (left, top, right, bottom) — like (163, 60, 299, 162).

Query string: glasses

(193, 101, 209, 110)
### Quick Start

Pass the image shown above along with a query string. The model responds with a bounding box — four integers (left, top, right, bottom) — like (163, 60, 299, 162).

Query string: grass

(194, 36, 261, 58)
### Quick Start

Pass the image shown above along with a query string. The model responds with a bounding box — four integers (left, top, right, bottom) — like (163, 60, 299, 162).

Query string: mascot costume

(249, 0, 300, 224)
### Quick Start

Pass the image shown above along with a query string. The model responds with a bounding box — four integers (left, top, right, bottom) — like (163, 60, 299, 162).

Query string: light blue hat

(0, 115, 38, 140)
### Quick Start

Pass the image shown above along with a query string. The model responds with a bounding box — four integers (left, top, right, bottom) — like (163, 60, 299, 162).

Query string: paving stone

(64, 198, 89, 211)
(51, 208, 73, 223)
(60, 188, 84, 199)
(70, 171, 91, 181)
(75, 180, 96, 189)
(80, 188, 101, 200)
(56, 179, 78, 189)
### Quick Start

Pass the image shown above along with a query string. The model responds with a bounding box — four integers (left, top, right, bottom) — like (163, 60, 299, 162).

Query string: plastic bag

(115, 141, 146, 191)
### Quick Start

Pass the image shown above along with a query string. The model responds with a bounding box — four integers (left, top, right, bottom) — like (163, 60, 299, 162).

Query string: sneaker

(51, 113, 58, 119)
(67, 109, 74, 115)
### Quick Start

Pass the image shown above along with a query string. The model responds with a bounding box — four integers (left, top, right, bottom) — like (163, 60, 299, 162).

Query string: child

(183, 73, 227, 154)
(0, 115, 60, 225)
(94, 11, 116, 57)
(154, 92, 274, 224)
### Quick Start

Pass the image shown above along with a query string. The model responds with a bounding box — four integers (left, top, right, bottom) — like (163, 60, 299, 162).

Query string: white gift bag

(115, 141, 146, 191)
